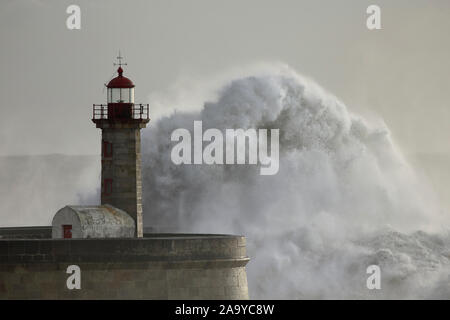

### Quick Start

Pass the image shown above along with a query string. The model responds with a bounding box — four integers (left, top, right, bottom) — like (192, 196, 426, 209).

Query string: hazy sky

(1, 0, 449, 156)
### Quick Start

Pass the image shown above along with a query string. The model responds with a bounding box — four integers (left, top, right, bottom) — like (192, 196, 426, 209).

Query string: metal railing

(92, 104, 149, 121)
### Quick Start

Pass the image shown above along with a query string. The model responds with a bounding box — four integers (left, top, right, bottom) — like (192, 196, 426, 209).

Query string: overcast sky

(1, 0, 449, 156)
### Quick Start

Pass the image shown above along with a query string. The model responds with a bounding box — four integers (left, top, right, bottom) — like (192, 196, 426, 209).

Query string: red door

(63, 225, 72, 239)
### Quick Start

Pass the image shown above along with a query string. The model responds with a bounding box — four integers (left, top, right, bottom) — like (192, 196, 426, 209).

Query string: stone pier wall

(0, 234, 250, 300)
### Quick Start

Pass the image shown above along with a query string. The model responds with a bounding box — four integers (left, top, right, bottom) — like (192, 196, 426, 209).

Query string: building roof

(107, 67, 135, 88)
(52, 204, 135, 238)
(67, 205, 134, 226)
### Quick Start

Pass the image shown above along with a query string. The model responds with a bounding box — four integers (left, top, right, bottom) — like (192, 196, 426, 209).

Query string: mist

(0, 155, 99, 227)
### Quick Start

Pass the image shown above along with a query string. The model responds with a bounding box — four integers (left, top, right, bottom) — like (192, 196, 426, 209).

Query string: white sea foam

(142, 64, 450, 299)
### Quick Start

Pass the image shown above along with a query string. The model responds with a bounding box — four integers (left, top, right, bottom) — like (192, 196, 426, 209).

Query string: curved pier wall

(0, 234, 249, 299)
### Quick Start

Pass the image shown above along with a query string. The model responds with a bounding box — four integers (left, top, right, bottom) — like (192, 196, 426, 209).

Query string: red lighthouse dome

(107, 67, 135, 88)
(106, 66, 135, 104)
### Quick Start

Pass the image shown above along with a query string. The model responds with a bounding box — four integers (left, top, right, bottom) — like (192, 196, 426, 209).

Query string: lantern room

(92, 56, 149, 123)
(106, 66, 135, 104)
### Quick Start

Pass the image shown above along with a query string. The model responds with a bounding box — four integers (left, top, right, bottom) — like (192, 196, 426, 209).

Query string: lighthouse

(92, 55, 149, 238)
(4, 54, 250, 300)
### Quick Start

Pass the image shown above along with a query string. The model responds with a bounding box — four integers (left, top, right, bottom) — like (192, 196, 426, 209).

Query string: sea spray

(142, 65, 450, 299)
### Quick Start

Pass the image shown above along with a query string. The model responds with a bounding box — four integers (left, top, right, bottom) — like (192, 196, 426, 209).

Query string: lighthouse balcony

(92, 103, 149, 123)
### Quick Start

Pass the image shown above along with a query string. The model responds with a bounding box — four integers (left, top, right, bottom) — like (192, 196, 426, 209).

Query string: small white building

(52, 205, 135, 239)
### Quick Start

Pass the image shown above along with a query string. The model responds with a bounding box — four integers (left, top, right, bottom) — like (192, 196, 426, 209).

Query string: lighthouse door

(63, 225, 72, 239)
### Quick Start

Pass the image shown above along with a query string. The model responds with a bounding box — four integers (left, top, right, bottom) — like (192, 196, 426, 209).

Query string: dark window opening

(103, 178, 113, 195)
(63, 225, 72, 239)
(102, 140, 113, 158)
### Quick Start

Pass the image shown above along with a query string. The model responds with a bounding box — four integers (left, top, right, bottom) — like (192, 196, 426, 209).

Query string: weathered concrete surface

(0, 234, 250, 299)
(52, 205, 135, 239)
